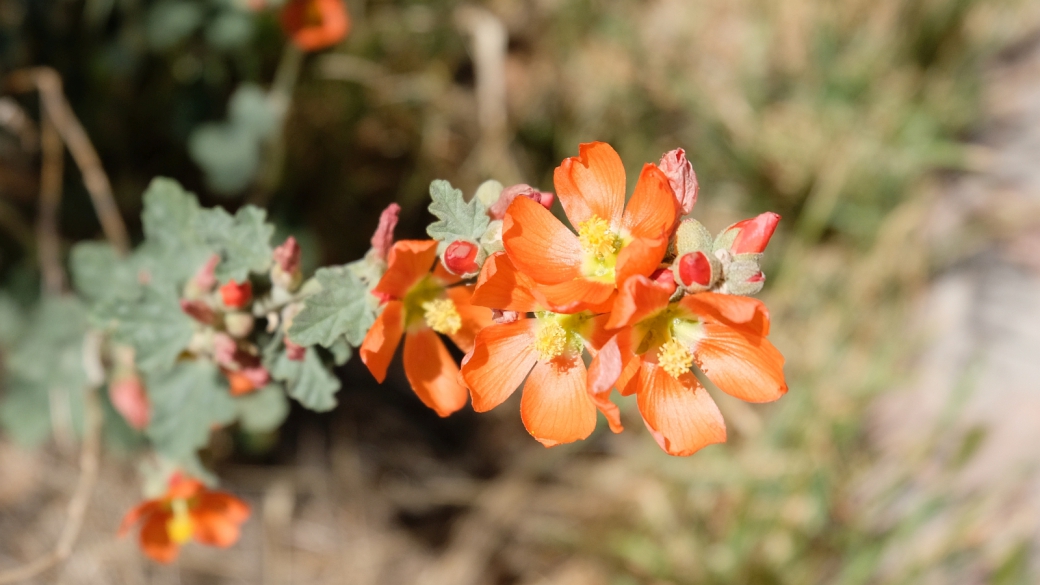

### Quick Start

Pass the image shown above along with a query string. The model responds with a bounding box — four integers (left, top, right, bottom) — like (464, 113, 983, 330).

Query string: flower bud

(715, 212, 781, 255)
(109, 375, 150, 430)
(284, 337, 307, 361)
(443, 240, 481, 276)
(488, 184, 555, 220)
(180, 299, 217, 325)
(271, 237, 303, 292)
(213, 333, 238, 366)
(649, 267, 678, 295)
(226, 370, 257, 396)
(220, 280, 253, 309)
(474, 179, 505, 208)
(722, 258, 766, 296)
(370, 203, 400, 262)
(225, 312, 255, 338)
(184, 254, 220, 299)
(658, 148, 698, 215)
(674, 218, 714, 256)
(492, 309, 520, 324)
(480, 220, 504, 255)
(673, 251, 719, 292)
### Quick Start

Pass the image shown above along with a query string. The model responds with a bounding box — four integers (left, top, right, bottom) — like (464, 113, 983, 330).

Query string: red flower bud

(677, 252, 713, 287)
(370, 203, 400, 262)
(488, 184, 555, 219)
(284, 337, 307, 361)
(649, 267, 678, 294)
(444, 240, 480, 275)
(273, 236, 301, 274)
(241, 366, 270, 389)
(658, 148, 698, 215)
(725, 212, 781, 254)
(220, 280, 253, 309)
(192, 255, 220, 293)
(180, 299, 217, 325)
(109, 376, 150, 430)
(281, 0, 350, 52)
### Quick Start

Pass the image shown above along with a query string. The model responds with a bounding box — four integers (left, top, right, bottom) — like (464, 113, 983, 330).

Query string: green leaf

(70, 242, 140, 303)
(329, 338, 352, 366)
(426, 179, 490, 244)
(287, 265, 377, 348)
(146, 361, 236, 460)
(194, 205, 275, 283)
(0, 293, 25, 346)
(229, 83, 277, 139)
(138, 178, 213, 289)
(272, 349, 340, 412)
(95, 286, 195, 373)
(235, 384, 290, 433)
(188, 122, 260, 196)
(0, 377, 53, 446)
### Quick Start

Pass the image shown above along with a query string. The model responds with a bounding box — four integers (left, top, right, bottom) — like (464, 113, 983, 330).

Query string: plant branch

(37, 109, 65, 296)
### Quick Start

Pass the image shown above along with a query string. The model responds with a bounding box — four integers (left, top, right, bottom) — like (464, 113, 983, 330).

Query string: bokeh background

(2, 0, 1040, 582)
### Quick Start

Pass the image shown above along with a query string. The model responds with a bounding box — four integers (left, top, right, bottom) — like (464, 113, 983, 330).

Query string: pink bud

(193, 254, 220, 292)
(444, 240, 480, 275)
(213, 333, 238, 366)
(488, 184, 555, 219)
(658, 148, 698, 215)
(109, 376, 150, 430)
(241, 366, 270, 388)
(220, 280, 253, 308)
(677, 252, 713, 287)
(273, 236, 301, 274)
(284, 337, 307, 361)
(725, 212, 781, 254)
(180, 299, 217, 324)
(492, 309, 520, 324)
(649, 267, 678, 294)
(370, 203, 401, 261)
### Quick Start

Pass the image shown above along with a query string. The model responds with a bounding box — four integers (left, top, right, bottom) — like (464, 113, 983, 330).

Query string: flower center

(534, 320, 568, 361)
(531, 312, 588, 361)
(577, 215, 622, 282)
(657, 338, 693, 379)
(166, 498, 194, 545)
(422, 298, 462, 335)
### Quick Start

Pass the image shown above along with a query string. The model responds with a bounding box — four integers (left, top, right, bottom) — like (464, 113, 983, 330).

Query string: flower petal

(694, 322, 787, 403)
(445, 286, 493, 354)
(553, 142, 626, 228)
(615, 235, 669, 291)
(637, 363, 726, 456)
(191, 508, 244, 548)
(403, 329, 469, 416)
(372, 240, 439, 300)
(621, 163, 678, 240)
(140, 513, 179, 564)
(681, 292, 771, 336)
(360, 301, 404, 383)
(119, 500, 162, 536)
(195, 492, 251, 524)
(520, 355, 597, 447)
(502, 197, 582, 285)
(461, 319, 539, 412)
(470, 252, 541, 312)
(587, 338, 624, 433)
(608, 275, 673, 330)
(535, 278, 616, 314)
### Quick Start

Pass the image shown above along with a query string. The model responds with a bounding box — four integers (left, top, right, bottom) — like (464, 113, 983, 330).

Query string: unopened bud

(225, 312, 255, 338)
(715, 212, 781, 255)
(184, 254, 220, 299)
(649, 267, 678, 294)
(674, 218, 714, 256)
(272, 237, 303, 291)
(220, 280, 253, 309)
(226, 370, 257, 396)
(492, 309, 520, 324)
(722, 258, 766, 296)
(370, 203, 400, 262)
(443, 240, 481, 276)
(488, 184, 555, 220)
(674, 251, 718, 292)
(658, 148, 698, 215)
(180, 299, 217, 325)
(474, 179, 505, 207)
(213, 333, 238, 366)
(284, 337, 307, 361)
(480, 220, 504, 255)
(109, 375, 150, 430)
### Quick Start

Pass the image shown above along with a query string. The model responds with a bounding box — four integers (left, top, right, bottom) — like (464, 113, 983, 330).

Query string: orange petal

(586, 339, 623, 433)
(621, 163, 678, 240)
(195, 492, 251, 524)
(403, 329, 469, 417)
(535, 278, 616, 314)
(553, 142, 626, 228)
(119, 500, 162, 536)
(607, 275, 673, 330)
(615, 330, 642, 396)
(694, 322, 787, 403)
(583, 312, 615, 351)
(636, 363, 726, 456)
(470, 252, 541, 312)
(139, 513, 179, 563)
(360, 301, 404, 383)
(520, 355, 597, 447)
(680, 292, 771, 336)
(615, 235, 669, 290)
(445, 286, 493, 354)
(372, 240, 439, 299)
(461, 319, 539, 412)
(191, 507, 244, 548)
(502, 197, 582, 285)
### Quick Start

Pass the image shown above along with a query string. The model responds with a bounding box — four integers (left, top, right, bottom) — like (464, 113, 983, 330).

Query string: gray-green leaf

(146, 361, 237, 459)
(194, 205, 274, 283)
(95, 286, 195, 373)
(427, 179, 490, 244)
(70, 242, 140, 303)
(287, 265, 377, 348)
(272, 349, 340, 412)
(235, 384, 290, 433)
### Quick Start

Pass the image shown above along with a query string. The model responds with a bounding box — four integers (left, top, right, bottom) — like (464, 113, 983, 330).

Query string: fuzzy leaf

(138, 178, 213, 289)
(95, 286, 195, 373)
(235, 384, 290, 432)
(288, 265, 377, 348)
(272, 348, 340, 412)
(70, 242, 140, 303)
(427, 179, 489, 244)
(194, 205, 275, 283)
(146, 361, 236, 460)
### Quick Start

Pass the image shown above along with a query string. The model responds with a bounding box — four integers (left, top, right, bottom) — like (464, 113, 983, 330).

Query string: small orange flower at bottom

(119, 475, 250, 563)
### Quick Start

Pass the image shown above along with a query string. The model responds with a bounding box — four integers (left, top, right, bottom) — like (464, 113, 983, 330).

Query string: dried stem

(37, 109, 65, 296)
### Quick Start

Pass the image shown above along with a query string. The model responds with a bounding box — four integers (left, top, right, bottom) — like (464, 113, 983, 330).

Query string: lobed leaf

(95, 286, 195, 373)
(146, 361, 237, 460)
(288, 265, 377, 348)
(427, 179, 490, 244)
(271, 348, 340, 412)
(194, 205, 275, 283)
(235, 384, 290, 433)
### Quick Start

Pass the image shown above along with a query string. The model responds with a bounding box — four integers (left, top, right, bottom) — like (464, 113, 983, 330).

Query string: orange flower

(360, 240, 492, 417)
(501, 142, 677, 312)
(119, 475, 250, 563)
(281, 0, 350, 52)
(462, 253, 621, 446)
(598, 276, 787, 456)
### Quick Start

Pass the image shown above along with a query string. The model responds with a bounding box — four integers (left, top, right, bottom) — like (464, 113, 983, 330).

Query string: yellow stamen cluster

(577, 216, 622, 260)
(422, 298, 462, 335)
(658, 338, 693, 379)
(166, 499, 194, 544)
(534, 320, 569, 361)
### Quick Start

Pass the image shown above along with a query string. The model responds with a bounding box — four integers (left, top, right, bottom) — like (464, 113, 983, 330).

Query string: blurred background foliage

(1, 0, 1039, 583)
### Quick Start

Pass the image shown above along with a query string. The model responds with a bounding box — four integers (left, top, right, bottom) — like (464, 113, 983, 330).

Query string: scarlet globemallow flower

(462, 253, 621, 446)
(281, 0, 350, 52)
(119, 475, 250, 563)
(596, 276, 786, 456)
(360, 240, 492, 416)
(502, 142, 677, 312)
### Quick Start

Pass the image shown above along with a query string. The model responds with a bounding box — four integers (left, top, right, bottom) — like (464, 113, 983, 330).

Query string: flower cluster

(359, 142, 786, 456)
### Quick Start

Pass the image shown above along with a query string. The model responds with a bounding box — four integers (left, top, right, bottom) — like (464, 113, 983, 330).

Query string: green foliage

(288, 264, 378, 348)
(188, 123, 262, 195)
(426, 180, 490, 245)
(271, 348, 340, 412)
(0, 294, 25, 346)
(69, 242, 140, 303)
(95, 287, 195, 374)
(146, 360, 236, 462)
(194, 204, 275, 283)
(138, 177, 213, 289)
(235, 383, 290, 433)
